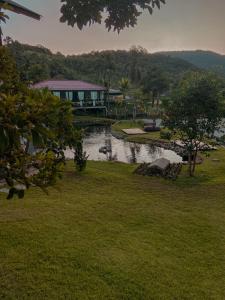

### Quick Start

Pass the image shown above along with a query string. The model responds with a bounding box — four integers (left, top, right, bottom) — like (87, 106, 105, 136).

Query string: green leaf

(0, 126, 9, 153)
(32, 129, 43, 147)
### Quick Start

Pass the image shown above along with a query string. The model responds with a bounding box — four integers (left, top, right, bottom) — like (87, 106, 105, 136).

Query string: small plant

(160, 129, 173, 140)
(74, 141, 88, 172)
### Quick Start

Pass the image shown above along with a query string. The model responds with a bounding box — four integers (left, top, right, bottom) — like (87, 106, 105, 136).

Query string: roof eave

(0, 0, 41, 20)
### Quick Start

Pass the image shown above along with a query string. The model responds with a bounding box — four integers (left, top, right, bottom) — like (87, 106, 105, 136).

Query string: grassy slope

(1, 150, 225, 299)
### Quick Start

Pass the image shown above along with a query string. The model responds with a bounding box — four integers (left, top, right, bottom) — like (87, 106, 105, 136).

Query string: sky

(2, 0, 225, 55)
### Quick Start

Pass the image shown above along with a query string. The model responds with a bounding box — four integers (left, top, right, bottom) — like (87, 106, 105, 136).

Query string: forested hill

(7, 41, 197, 87)
(160, 50, 225, 77)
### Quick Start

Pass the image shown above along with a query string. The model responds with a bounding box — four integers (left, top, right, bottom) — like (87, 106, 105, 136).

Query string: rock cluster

(134, 158, 182, 180)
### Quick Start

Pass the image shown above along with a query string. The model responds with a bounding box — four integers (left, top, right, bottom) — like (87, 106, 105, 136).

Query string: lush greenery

(163, 72, 225, 176)
(6, 41, 197, 86)
(60, 0, 165, 32)
(0, 46, 82, 198)
(1, 153, 225, 299)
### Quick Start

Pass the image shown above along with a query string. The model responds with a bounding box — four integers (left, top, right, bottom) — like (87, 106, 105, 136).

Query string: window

(99, 91, 104, 100)
(61, 91, 66, 100)
(66, 91, 73, 101)
(78, 91, 84, 101)
(91, 91, 98, 100)
(53, 91, 60, 98)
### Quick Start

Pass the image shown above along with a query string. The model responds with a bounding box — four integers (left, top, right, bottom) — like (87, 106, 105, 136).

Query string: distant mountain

(160, 50, 225, 76)
(7, 41, 198, 87)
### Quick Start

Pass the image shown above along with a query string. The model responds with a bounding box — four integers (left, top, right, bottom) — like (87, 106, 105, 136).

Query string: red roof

(33, 80, 106, 91)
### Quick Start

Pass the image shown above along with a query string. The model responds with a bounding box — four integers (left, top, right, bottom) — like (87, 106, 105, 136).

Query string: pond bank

(111, 120, 185, 156)
(65, 125, 182, 164)
(74, 116, 115, 127)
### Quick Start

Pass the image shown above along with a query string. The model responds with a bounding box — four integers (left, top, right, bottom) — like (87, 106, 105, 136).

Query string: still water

(65, 126, 182, 164)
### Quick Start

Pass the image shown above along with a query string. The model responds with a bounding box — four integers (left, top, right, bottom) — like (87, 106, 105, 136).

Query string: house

(33, 80, 107, 110)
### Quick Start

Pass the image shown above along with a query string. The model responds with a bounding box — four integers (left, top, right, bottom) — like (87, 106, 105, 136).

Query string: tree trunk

(0, 25, 3, 46)
(152, 96, 155, 107)
(192, 149, 198, 175)
(133, 104, 136, 120)
(156, 93, 160, 108)
(188, 151, 193, 177)
(115, 107, 118, 119)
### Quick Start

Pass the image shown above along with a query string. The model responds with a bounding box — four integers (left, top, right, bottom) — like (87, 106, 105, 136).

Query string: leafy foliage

(74, 136, 88, 172)
(0, 47, 82, 198)
(60, 0, 165, 32)
(163, 72, 225, 176)
(142, 67, 169, 107)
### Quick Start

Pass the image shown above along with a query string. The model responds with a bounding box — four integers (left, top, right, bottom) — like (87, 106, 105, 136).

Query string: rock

(150, 158, 170, 172)
(144, 126, 160, 132)
(99, 146, 111, 154)
(134, 158, 182, 180)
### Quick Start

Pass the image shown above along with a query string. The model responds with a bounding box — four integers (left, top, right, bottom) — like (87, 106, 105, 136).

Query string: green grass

(1, 150, 225, 299)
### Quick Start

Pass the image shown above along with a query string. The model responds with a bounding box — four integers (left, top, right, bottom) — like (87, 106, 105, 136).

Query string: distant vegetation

(161, 50, 225, 77)
(6, 40, 198, 87)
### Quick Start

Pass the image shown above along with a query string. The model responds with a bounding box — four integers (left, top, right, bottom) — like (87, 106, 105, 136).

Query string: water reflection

(65, 126, 182, 164)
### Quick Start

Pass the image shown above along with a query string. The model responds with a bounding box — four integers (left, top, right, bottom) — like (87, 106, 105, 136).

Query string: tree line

(6, 40, 197, 88)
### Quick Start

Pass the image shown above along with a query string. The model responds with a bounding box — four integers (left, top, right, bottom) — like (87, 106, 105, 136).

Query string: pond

(65, 126, 182, 164)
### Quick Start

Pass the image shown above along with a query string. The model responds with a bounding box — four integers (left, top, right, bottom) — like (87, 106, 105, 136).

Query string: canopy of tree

(60, 0, 165, 32)
(163, 72, 225, 176)
(0, 46, 81, 199)
(7, 41, 198, 88)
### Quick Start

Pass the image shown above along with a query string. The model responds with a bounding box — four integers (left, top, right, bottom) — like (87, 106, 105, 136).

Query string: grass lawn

(1, 149, 225, 299)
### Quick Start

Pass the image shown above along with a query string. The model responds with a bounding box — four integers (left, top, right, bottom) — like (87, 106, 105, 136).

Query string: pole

(0, 7, 2, 46)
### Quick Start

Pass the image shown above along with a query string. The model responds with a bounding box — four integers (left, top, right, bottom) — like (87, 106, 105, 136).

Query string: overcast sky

(3, 0, 225, 55)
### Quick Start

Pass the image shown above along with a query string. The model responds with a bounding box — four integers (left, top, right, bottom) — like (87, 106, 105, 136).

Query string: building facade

(33, 80, 107, 109)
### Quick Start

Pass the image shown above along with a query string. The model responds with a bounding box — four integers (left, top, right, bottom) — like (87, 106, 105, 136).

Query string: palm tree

(119, 78, 130, 118)
(0, 0, 41, 45)
(142, 67, 169, 109)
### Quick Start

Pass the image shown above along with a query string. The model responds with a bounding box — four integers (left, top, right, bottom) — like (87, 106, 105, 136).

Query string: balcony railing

(73, 99, 106, 108)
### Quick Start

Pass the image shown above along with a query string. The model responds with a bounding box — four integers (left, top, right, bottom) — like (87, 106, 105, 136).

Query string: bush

(160, 129, 173, 140)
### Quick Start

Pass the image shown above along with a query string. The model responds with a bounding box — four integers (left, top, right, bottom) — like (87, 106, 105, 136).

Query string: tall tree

(119, 78, 130, 100)
(163, 72, 225, 177)
(142, 67, 169, 107)
(118, 78, 130, 118)
(0, 47, 81, 199)
(60, 0, 166, 32)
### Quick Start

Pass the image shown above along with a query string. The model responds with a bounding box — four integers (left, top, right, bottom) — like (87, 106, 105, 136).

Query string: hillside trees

(7, 41, 197, 88)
